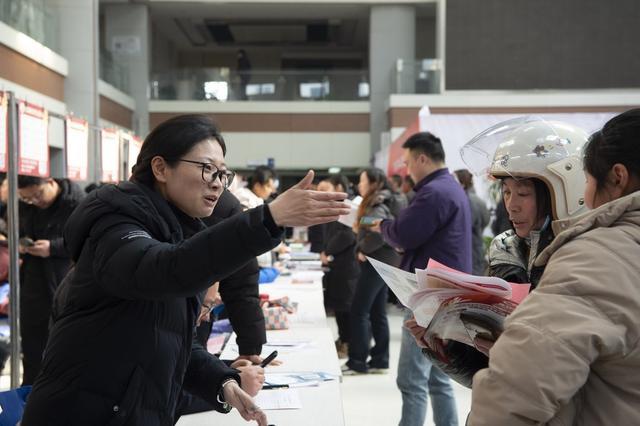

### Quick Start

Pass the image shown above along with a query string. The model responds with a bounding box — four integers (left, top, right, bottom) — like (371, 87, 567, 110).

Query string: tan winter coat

(469, 191, 640, 426)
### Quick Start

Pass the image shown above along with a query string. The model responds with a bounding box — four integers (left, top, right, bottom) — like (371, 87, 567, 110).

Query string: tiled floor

(335, 305, 472, 426)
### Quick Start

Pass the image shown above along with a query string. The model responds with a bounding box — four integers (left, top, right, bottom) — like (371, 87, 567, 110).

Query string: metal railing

(100, 50, 131, 95)
(150, 68, 370, 101)
(0, 0, 58, 52)
(392, 58, 443, 94)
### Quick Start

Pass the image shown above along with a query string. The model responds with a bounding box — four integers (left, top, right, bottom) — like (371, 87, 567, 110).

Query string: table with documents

(177, 266, 346, 426)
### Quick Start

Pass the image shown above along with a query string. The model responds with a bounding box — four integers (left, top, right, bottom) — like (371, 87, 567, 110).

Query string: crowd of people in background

(0, 108, 638, 425)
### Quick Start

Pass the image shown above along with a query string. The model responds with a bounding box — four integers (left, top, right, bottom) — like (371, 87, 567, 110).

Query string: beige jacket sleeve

(468, 239, 628, 425)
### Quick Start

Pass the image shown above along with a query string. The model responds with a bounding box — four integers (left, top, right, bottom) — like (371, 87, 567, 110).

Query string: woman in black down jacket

(21, 114, 349, 426)
(318, 175, 360, 358)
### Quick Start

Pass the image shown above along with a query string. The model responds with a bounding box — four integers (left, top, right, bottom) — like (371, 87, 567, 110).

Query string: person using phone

(16, 174, 85, 385)
(342, 168, 400, 376)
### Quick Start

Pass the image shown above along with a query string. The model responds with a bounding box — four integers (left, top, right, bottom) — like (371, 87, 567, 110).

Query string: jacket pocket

(70, 366, 146, 426)
(106, 365, 145, 426)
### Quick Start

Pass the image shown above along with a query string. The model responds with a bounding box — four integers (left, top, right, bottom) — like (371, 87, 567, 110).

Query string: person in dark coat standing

(17, 175, 84, 385)
(454, 169, 490, 275)
(342, 168, 400, 375)
(199, 189, 267, 361)
(318, 176, 360, 358)
(21, 114, 349, 426)
(237, 49, 252, 100)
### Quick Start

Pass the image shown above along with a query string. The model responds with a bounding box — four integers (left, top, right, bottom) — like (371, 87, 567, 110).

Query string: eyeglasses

(174, 159, 235, 189)
(19, 186, 46, 204)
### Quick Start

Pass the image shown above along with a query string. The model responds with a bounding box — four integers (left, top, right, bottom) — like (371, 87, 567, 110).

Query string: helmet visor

(460, 116, 573, 180)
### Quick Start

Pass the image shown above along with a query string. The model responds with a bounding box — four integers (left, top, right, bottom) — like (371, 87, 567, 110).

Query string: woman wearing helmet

(467, 111, 640, 424)
(476, 117, 591, 288)
(407, 117, 591, 388)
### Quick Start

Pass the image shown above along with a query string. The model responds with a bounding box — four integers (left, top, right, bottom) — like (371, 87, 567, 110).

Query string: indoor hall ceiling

(149, 2, 370, 49)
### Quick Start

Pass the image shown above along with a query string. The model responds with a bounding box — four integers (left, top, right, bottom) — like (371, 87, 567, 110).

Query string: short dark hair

(248, 166, 275, 189)
(584, 108, 640, 191)
(390, 174, 403, 188)
(402, 132, 445, 163)
(17, 175, 46, 189)
(328, 174, 350, 194)
(131, 114, 226, 187)
(403, 175, 414, 186)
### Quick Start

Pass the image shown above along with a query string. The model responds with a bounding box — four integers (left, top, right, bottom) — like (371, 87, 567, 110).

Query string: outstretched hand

(268, 170, 350, 227)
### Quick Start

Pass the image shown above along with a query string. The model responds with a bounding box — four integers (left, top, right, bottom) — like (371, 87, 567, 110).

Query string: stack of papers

(367, 256, 530, 352)
(264, 371, 337, 388)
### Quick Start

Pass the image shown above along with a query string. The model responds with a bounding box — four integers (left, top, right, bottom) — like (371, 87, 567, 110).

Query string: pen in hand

(260, 350, 278, 368)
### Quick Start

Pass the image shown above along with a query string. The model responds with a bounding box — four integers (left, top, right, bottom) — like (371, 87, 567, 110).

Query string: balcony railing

(100, 50, 131, 95)
(392, 58, 442, 94)
(0, 0, 58, 52)
(150, 68, 370, 101)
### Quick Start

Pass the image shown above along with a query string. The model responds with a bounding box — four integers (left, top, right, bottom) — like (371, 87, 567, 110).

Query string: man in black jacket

(199, 189, 266, 360)
(17, 175, 84, 384)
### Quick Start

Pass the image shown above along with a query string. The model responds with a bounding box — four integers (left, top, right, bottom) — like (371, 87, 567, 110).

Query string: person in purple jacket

(374, 132, 472, 426)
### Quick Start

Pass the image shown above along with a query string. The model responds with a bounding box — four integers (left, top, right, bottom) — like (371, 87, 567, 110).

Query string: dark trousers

(335, 311, 351, 344)
(20, 308, 50, 385)
(347, 260, 390, 372)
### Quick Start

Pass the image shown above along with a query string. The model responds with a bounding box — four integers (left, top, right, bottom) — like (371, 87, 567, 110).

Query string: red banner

(65, 116, 89, 181)
(18, 101, 49, 177)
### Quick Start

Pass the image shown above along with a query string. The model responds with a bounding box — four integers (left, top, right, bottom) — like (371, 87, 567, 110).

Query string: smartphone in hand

(359, 216, 380, 226)
(19, 237, 35, 247)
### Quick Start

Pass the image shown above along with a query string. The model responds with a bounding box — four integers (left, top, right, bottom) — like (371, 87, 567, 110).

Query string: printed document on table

(255, 388, 302, 410)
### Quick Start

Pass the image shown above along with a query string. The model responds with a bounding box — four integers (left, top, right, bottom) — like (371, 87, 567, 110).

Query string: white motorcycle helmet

(460, 117, 590, 220)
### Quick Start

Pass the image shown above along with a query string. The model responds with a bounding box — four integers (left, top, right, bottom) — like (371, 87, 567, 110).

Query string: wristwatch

(217, 378, 238, 412)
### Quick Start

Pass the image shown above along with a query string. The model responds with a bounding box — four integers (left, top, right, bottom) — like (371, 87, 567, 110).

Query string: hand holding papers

(367, 256, 531, 387)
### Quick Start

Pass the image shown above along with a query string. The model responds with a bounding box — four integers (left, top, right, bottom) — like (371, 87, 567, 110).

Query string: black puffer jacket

(19, 179, 84, 307)
(323, 220, 359, 312)
(201, 189, 265, 356)
(22, 181, 283, 426)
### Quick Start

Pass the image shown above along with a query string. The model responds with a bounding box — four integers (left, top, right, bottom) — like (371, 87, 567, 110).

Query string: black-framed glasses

(19, 185, 46, 204)
(174, 159, 235, 188)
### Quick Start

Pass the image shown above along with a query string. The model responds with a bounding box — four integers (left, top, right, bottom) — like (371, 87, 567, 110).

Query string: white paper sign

(0, 93, 7, 172)
(126, 135, 142, 179)
(18, 101, 49, 177)
(65, 117, 89, 181)
(101, 129, 120, 182)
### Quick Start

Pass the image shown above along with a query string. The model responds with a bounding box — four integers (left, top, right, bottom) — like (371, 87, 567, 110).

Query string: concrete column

(51, 0, 100, 182)
(369, 4, 415, 154)
(103, 4, 150, 136)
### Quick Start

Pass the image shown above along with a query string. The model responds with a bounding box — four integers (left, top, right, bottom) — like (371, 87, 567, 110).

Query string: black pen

(262, 384, 289, 390)
(260, 350, 278, 368)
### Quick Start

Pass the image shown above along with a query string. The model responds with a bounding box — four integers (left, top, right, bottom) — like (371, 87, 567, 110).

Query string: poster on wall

(101, 128, 120, 183)
(126, 135, 142, 179)
(18, 101, 49, 177)
(65, 116, 89, 181)
(0, 93, 7, 173)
